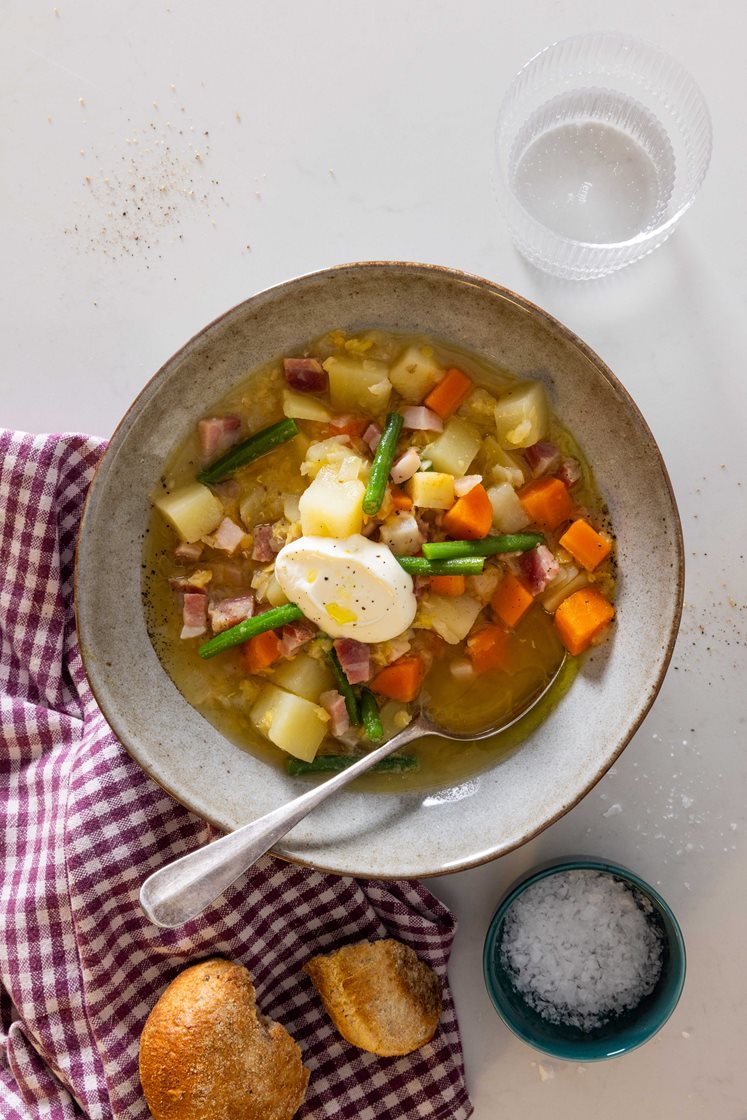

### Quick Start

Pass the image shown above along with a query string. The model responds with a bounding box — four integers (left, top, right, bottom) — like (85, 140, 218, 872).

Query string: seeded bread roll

(139, 958, 308, 1120)
(303, 938, 442, 1056)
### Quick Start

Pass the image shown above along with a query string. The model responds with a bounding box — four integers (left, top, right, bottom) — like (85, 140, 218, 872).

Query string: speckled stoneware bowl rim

(75, 261, 684, 879)
(482, 856, 687, 1060)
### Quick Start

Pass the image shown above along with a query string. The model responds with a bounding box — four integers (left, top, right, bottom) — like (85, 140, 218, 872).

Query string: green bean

(327, 648, 362, 725)
(422, 533, 544, 559)
(287, 754, 419, 776)
(198, 603, 303, 660)
(362, 411, 404, 515)
(360, 688, 384, 742)
(196, 418, 299, 485)
(396, 556, 485, 576)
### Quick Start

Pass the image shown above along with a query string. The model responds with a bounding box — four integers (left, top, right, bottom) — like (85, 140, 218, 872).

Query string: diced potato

(271, 651, 334, 701)
(487, 482, 532, 532)
(425, 417, 481, 478)
(265, 573, 289, 607)
(494, 381, 549, 450)
(323, 355, 392, 413)
(249, 683, 329, 761)
(406, 471, 455, 510)
(299, 466, 365, 537)
(283, 493, 301, 522)
(282, 389, 332, 423)
(414, 593, 483, 644)
(388, 345, 444, 403)
(153, 482, 224, 543)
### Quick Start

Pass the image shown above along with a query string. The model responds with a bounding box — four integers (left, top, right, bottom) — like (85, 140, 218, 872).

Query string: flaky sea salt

(500, 870, 663, 1030)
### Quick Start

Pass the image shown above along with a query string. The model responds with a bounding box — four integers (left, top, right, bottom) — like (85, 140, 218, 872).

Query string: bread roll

(139, 958, 308, 1120)
(303, 938, 442, 1056)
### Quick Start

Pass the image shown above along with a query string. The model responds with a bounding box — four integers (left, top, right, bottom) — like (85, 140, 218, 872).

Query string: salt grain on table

(500, 870, 663, 1030)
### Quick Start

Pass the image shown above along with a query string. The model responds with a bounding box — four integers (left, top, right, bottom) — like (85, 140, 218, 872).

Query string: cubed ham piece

(362, 423, 382, 452)
(278, 620, 317, 658)
(212, 479, 241, 501)
(379, 511, 424, 556)
(208, 593, 255, 634)
(169, 571, 212, 593)
(333, 638, 371, 684)
(413, 575, 430, 600)
(517, 544, 561, 595)
(400, 406, 444, 432)
(180, 592, 208, 639)
(198, 416, 242, 459)
(174, 541, 204, 564)
(557, 457, 582, 488)
(524, 440, 562, 478)
(209, 560, 245, 587)
(283, 357, 328, 392)
(251, 523, 283, 562)
(390, 447, 421, 485)
(319, 690, 350, 737)
(212, 517, 246, 555)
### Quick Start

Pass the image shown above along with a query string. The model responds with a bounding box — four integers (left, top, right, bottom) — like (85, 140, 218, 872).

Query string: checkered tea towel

(0, 430, 473, 1120)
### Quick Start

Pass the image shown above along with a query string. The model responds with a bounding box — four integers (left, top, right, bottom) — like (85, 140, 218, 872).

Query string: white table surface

(3, 2, 746, 1116)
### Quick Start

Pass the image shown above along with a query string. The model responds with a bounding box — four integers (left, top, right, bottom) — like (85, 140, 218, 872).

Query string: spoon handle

(139, 718, 430, 928)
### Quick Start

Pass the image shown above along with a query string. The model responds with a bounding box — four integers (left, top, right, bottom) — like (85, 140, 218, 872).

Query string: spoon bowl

(140, 661, 565, 928)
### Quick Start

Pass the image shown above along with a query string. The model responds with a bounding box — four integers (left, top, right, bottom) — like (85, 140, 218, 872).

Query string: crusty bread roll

(303, 938, 442, 1056)
(139, 957, 308, 1120)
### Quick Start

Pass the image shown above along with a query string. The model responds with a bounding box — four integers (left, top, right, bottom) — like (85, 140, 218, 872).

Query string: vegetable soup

(143, 328, 615, 789)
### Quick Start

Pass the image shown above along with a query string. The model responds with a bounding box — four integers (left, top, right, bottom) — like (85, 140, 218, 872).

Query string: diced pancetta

(390, 447, 421, 485)
(517, 544, 561, 595)
(283, 357, 328, 392)
(400, 406, 444, 432)
(333, 638, 371, 684)
(524, 441, 562, 478)
(208, 593, 255, 634)
(198, 416, 241, 459)
(362, 423, 382, 452)
(557, 457, 582, 488)
(278, 620, 317, 658)
(212, 517, 246, 555)
(173, 541, 204, 564)
(180, 592, 208, 639)
(251, 523, 282, 562)
(319, 690, 350, 737)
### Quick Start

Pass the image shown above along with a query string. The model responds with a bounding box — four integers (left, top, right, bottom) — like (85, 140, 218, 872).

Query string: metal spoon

(140, 662, 564, 928)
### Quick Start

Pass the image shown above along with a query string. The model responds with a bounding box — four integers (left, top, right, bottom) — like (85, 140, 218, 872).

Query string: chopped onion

(453, 474, 482, 497)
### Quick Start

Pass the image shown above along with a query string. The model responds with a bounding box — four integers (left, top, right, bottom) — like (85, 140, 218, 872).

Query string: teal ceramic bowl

(483, 858, 686, 1060)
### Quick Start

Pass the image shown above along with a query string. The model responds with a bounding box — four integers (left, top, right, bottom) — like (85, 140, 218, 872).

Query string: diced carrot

(323, 414, 369, 438)
(554, 587, 615, 656)
(429, 574, 466, 597)
(518, 476, 574, 530)
(559, 518, 612, 571)
(424, 367, 473, 419)
(370, 654, 426, 703)
(466, 624, 509, 673)
(442, 483, 493, 540)
(390, 486, 414, 511)
(241, 630, 282, 674)
(491, 573, 534, 628)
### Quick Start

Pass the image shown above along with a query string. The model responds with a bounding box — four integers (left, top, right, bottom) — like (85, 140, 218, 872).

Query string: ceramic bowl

(482, 857, 687, 1059)
(75, 262, 683, 878)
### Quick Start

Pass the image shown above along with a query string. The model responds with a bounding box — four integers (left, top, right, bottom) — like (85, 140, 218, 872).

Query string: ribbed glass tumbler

(495, 33, 712, 279)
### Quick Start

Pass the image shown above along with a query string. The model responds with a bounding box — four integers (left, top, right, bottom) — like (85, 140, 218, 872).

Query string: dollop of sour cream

(273, 534, 417, 642)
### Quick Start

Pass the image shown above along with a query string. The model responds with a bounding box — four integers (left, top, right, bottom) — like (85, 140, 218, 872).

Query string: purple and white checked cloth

(0, 431, 473, 1120)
